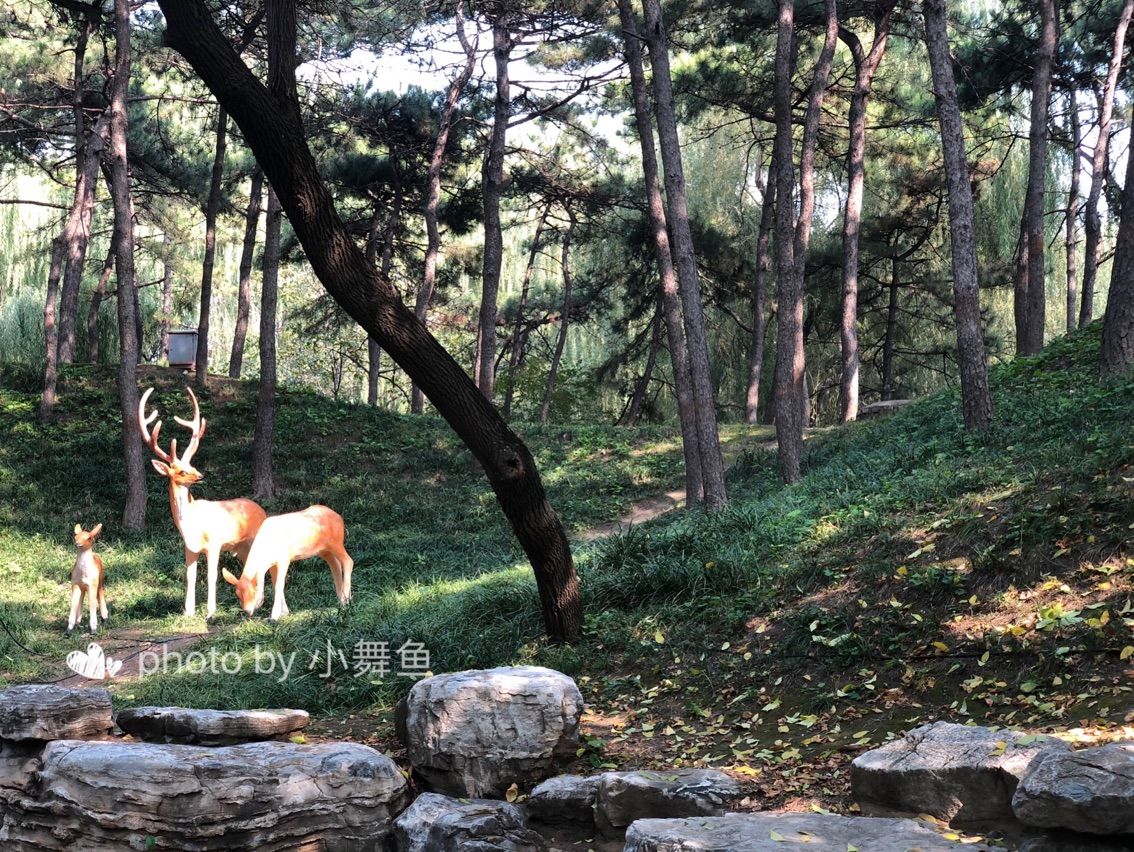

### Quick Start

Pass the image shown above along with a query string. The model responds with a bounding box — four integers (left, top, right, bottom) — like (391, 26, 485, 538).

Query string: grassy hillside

(1, 325, 1132, 800)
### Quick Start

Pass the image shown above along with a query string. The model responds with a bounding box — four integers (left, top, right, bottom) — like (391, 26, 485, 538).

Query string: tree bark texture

(157, 0, 583, 643)
(253, 186, 281, 500)
(923, 0, 993, 428)
(230, 167, 264, 378)
(1099, 101, 1134, 375)
(640, 0, 727, 509)
(86, 247, 114, 363)
(195, 107, 228, 387)
(1082, 0, 1134, 327)
(617, 0, 704, 504)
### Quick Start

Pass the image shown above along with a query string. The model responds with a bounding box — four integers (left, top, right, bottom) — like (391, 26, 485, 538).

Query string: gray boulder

(0, 685, 112, 741)
(0, 739, 409, 851)
(1012, 743, 1134, 835)
(623, 812, 985, 851)
(116, 706, 309, 746)
(851, 721, 1068, 824)
(403, 666, 583, 797)
(595, 769, 741, 837)
(393, 792, 547, 852)
(527, 774, 601, 825)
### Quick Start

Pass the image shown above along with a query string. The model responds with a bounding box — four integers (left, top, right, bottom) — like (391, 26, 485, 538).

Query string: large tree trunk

(1099, 102, 1134, 375)
(772, 0, 802, 482)
(195, 107, 228, 388)
(413, 2, 476, 415)
(253, 186, 281, 500)
(158, 0, 583, 644)
(504, 206, 550, 420)
(540, 215, 575, 425)
(39, 237, 66, 422)
(229, 167, 264, 378)
(475, 12, 513, 400)
(923, 0, 993, 428)
(58, 16, 96, 366)
(838, 4, 893, 423)
(640, 0, 727, 509)
(1082, 0, 1134, 327)
(109, 0, 146, 531)
(746, 152, 777, 426)
(1066, 97, 1081, 333)
(1016, 0, 1056, 355)
(86, 247, 114, 363)
(616, 0, 703, 504)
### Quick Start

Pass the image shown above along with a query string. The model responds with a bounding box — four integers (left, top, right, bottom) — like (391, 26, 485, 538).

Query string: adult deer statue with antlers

(139, 386, 267, 619)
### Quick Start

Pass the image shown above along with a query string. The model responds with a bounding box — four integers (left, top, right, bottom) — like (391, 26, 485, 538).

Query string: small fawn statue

(68, 523, 107, 636)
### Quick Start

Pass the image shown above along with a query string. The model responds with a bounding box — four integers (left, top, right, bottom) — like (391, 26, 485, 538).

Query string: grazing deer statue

(68, 523, 107, 636)
(139, 387, 267, 619)
(223, 505, 353, 621)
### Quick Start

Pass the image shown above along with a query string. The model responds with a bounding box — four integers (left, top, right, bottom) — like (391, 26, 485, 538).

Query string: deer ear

(222, 568, 239, 586)
(91, 523, 103, 538)
(73, 523, 82, 534)
(151, 459, 170, 476)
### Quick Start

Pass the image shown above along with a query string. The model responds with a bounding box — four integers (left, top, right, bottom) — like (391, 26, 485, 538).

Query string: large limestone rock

(393, 792, 547, 852)
(116, 706, 309, 746)
(527, 774, 601, 825)
(851, 721, 1068, 824)
(0, 739, 410, 851)
(1012, 743, 1134, 835)
(403, 666, 583, 797)
(0, 685, 112, 741)
(623, 813, 983, 851)
(595, 769, 742, 837)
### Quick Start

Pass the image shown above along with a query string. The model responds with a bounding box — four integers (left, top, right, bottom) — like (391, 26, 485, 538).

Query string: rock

(527, 774, 601, 825)
(0, 741, 42, 794)
(1012, 743, 1134, 835)
(851, 721, 1068, 824)
(1018, 831, 1134, 852)
(595, 769, 741, 837)
(0, 739, 410, 851)
(393, 792, 547, 852)
(403, 666, 583, 798)
(0, 685, 112, 742)
(116, 706, 309, 746)
(623, 812, 983, 850)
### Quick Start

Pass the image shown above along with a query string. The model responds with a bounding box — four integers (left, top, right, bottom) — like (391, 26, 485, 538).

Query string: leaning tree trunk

(158, 0, 583, 644)
(86, 247, 114, 363)
(1099, 101, 1134, 375)
(230, 167, 264, 378)
(771, 0, 803, 482)
(413, 1, 476, 415)
(617, 0, 704, 504)
(58, 16, 96, 365)
(746, 151, 777, 425)
(540, 215, 575, 425)
(641, 0, 727, 509)
(195, 107, 228, 388)
(504, 205, 550, 420)
(1082, 0, 1134, 327)
(1066, 98, 1081, 334)
(252, 186, 282, 500)
(923, 0, 993, 428)
(1016, 0, 1056, 355)
(109, 0, 146, 531)
(838, 4, 893, 423)
(475, 12, 513, 400)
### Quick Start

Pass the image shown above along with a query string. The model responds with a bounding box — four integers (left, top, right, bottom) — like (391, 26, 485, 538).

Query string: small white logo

(66, 643, 123, 680)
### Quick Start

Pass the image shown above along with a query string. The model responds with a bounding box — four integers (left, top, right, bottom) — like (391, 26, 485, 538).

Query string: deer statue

(222, 505, 353, 621)
(68, 523, 107, 636)
(139, 386, 267, 619)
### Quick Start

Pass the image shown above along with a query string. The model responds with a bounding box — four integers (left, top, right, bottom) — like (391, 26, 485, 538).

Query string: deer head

(222, 567, 264, 615)
(138, 387, 207, 486)
(73, 523, 102, 549)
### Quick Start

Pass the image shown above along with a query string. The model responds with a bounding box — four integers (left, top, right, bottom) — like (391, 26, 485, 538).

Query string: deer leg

(67, 585, 82, 635)
(184, 548, 200, 617)
(269, 562, 291, 621)
(325, 555, 343, 603)
(205, 548, 221, 621)
(87, 586, 98, 635)
(98, 580, 108, 621)
(338, 548, 354, 603)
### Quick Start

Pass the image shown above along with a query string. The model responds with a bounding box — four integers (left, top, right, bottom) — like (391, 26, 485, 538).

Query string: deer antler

(138, 387, 173, 464)
(173, 387, 207, 465)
